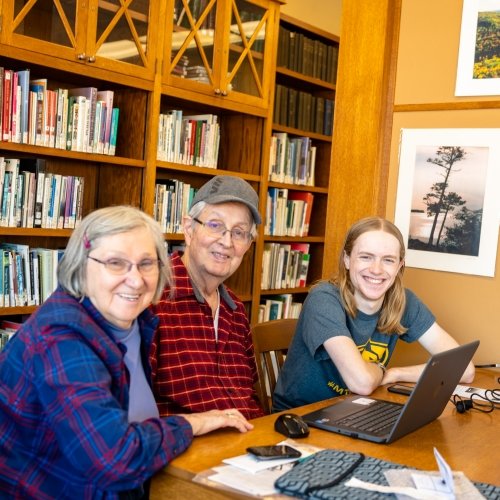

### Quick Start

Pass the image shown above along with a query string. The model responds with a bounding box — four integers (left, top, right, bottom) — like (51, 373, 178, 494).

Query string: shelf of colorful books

(264, 188, 328, 239)
(260, 238, 323, 289)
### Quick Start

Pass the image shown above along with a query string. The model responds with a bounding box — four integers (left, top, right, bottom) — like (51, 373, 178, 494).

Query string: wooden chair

(252, 318, 298, 414)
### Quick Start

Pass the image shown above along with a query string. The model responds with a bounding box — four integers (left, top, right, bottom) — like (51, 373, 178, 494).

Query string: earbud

(455, 398, 473, 413)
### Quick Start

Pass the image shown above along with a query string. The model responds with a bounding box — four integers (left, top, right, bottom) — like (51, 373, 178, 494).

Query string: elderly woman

(0, 206, 252, 499)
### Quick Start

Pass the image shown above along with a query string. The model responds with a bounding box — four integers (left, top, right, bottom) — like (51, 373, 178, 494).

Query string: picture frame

(455, 0, 500, 96)
(394, 128, 500, 277)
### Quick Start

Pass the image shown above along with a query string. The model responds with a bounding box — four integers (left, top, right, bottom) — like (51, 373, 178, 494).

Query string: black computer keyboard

(335, 401, 402, 434)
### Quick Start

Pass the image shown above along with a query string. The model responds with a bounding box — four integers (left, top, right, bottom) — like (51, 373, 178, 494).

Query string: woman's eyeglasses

(87, 256, 161, 275)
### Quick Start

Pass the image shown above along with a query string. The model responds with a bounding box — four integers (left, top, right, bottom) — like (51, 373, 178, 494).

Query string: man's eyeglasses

(193, 218, 252, 244)
(87, 256, 161, 276)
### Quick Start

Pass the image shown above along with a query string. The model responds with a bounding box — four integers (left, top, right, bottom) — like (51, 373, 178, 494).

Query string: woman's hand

(180, 409, 254, 436)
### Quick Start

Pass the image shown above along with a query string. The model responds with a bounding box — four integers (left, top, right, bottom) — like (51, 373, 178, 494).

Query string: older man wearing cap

(150, 175, 265, 420)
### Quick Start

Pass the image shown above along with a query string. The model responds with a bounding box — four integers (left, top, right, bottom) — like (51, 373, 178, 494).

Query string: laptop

(302, 340, 479, 444)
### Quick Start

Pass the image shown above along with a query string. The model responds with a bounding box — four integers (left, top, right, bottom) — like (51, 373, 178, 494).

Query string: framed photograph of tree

(394, 128, 500, 277)
(455, 0, 500, 96)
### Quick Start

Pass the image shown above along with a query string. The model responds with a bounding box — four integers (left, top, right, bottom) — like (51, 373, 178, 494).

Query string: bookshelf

(254, 14, 339, 323)
(0, 2, 339, 330)
(0, 1, 155, 317)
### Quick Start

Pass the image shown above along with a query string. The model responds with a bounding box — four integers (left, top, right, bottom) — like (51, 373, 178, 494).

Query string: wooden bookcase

(0, 2, 339, 328)
(253, 14, 339, 323)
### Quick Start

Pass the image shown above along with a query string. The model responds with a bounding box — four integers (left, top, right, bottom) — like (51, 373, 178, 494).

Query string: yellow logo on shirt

(359, 339, 389, 364)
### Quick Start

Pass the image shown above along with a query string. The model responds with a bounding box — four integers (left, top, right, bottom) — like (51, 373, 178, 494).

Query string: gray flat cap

(191, 175, 261, 224)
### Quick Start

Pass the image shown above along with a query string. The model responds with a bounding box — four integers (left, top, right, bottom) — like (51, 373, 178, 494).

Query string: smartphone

(387, 383, 413, 396)
(246, 445, 302, 460)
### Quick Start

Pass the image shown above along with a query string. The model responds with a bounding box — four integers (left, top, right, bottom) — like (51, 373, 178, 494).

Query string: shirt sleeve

(31, 330, 193, 492)
(400, 289, 436, 343)
(300, 283, 352, 361)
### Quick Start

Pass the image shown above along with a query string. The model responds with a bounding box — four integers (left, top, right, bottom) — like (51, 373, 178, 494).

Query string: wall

(280, 0, 342, 36)
(386, 0, 500, 365)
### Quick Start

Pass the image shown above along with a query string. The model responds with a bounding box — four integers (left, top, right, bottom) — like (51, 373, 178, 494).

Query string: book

(46, 89, 57, 148)
(68, 87, 97, 152)
(70, 95, 86, 152)
(288, 191, 314, 236)
(96, 90, 114, 154)
(55, 88, 69, 150)
(0, 157, 5, 219)
(2, 69, 13, 142)
(10, 71, 20, 143)
(0, 171, 11, 227)
(24, 171, 36, 228)
(29, 248, 40, 306)
(20, 158, 47, 228)
(108, 107, 119, 156)
(41, 173, 53, 228)
(13, 168, 24, 227)
(57, 176, 67, 229)
(1, 243, 31, 306)
(29, 78, 48, 146)
(290, 243, 311, 288)
(0, 67, 3, 134)
(2, 159, 20, 227)
(16, 69, 30, 144)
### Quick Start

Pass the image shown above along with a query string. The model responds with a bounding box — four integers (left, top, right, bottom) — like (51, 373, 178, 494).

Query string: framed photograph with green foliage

(455, 0, 500, 96)
(394, 129, 500, 277)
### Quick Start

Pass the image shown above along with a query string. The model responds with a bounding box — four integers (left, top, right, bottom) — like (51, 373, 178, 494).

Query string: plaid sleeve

(31, 330, 193, 491)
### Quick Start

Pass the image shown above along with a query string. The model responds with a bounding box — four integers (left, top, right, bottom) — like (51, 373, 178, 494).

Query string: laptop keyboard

(335, 401, 402, 434)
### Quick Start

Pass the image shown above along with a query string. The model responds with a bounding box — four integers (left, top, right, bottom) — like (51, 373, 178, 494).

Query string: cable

(451, 394, 494, 414)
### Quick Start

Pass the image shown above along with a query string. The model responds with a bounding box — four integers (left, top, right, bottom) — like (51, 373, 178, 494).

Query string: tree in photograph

(423, 146, 467, 249)
(443, 206, 482, 256)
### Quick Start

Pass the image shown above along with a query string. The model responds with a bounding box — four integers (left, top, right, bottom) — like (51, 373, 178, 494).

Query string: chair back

(252, 318, 297, 414)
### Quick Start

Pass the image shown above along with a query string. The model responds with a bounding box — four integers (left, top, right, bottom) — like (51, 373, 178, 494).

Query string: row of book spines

(154, 180, 197, 234)
(0, 68, 118, 155)
(269, 134, 316, 186)
(265, 189, 314, 238)
(0, 159, 84, 229)
(277, 26, 339, 85)
(261, 242, 311, 291)
(157, 111, 220, 168)
(258, 294, 303, 323)
(274, 84, 334, 136)
(0, 246, 61, 308)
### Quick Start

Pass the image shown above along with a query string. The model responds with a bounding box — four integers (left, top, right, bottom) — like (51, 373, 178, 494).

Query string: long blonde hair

(331, 216, 407, 335)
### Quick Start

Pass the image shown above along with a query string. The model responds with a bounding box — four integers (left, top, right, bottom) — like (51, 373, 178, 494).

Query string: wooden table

(150, 369, 500, 498)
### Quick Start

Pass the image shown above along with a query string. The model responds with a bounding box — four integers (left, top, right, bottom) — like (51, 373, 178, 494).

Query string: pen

(475, 363, 500, 368)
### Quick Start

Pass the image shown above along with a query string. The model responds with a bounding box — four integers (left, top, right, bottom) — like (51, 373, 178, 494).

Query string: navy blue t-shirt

(273, 282, 435, 411)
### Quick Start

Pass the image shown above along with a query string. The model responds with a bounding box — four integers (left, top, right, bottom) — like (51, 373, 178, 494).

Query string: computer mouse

(274, 413, 310, 438)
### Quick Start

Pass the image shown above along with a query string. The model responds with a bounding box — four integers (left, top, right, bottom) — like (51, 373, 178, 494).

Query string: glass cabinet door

(1, 0, 158, 81)
(2, 0, 82, 59)
(224, 0, 269, 100)
(90, 0, 157, 79)
(165, 0, 277, 108)
(169, 0, 220, 90)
